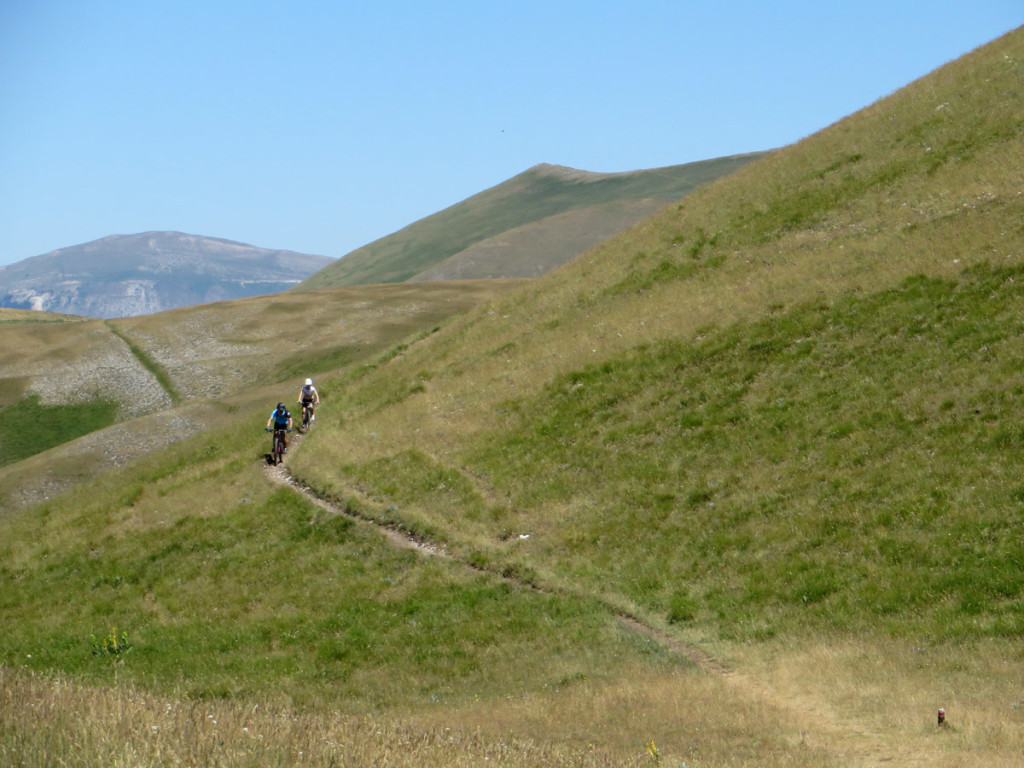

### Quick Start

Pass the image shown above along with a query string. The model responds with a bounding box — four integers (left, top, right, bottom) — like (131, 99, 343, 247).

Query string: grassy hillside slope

(3, 26, 1024, 768)
(0, 307, 80, 324)
(297, 155, 767, 288)
(293, 26, 1024, 639)
(408, 199, 671, 281)
(280, 24, 1024, 761)
(107, 281, 520, 399)
(0, 281, 516, 511)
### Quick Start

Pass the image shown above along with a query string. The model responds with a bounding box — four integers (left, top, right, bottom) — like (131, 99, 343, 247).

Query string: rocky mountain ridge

(0, 231, 334, 318)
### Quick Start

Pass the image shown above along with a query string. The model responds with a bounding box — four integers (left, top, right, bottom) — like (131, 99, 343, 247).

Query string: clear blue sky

(1, 2, 1020, 266)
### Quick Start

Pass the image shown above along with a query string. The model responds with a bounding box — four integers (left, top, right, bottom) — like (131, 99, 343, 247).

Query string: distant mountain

(296, 154, 769, 290)
(0, 232, 334, 318)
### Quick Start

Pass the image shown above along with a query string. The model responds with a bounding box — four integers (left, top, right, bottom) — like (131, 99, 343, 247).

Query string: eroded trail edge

(262, 433, 933, 767)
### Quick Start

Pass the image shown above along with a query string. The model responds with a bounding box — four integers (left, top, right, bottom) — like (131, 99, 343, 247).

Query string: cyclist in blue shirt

(265, 403, 293, 452)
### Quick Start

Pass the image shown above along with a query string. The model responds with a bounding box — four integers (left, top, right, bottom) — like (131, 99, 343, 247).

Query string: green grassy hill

(296, 155, 768, 288)
(3, 25, 1024, 768)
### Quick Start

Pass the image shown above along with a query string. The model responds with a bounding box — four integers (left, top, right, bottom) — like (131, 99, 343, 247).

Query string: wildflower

(646, 739, 661, 765)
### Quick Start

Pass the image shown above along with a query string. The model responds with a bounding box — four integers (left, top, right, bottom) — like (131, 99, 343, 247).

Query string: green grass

(0, 394, 119, 468)
(531, 265, 1024, 641)
(0, 419, 675, 714)
(319, 262, 1024, 643)
(281, 27, 1024, 660)
(272, 343, 368, 383)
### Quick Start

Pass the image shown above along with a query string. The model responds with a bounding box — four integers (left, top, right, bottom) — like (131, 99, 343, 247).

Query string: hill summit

(0, 231, 333, 318)
(297, 154, 768, 289)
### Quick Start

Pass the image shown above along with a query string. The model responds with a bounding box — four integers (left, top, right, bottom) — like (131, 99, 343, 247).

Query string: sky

(1, 2, 1021, 266)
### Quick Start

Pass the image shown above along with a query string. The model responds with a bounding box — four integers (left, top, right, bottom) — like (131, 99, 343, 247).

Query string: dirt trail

(264, 431, 941, 768)
(263, 431, 445, 557)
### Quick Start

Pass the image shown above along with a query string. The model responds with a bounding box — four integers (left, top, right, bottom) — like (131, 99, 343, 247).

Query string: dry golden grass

(725, 636, 1024, 767)
(0, 663, 838, 768)
(111, 281, 521, 400)
(0, 308, 80, 324)
(0, 317, 166, 413)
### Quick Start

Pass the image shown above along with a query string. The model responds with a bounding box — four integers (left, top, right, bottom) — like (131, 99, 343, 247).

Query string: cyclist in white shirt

(297, 378, 320, 426)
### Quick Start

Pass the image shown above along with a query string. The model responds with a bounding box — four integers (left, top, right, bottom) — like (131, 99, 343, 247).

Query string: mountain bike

(267, 427, 289, 465)
(300, 400, 315, 432)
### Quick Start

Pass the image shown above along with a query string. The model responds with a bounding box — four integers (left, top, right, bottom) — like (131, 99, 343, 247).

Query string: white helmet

(305, 378, 313, 386)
